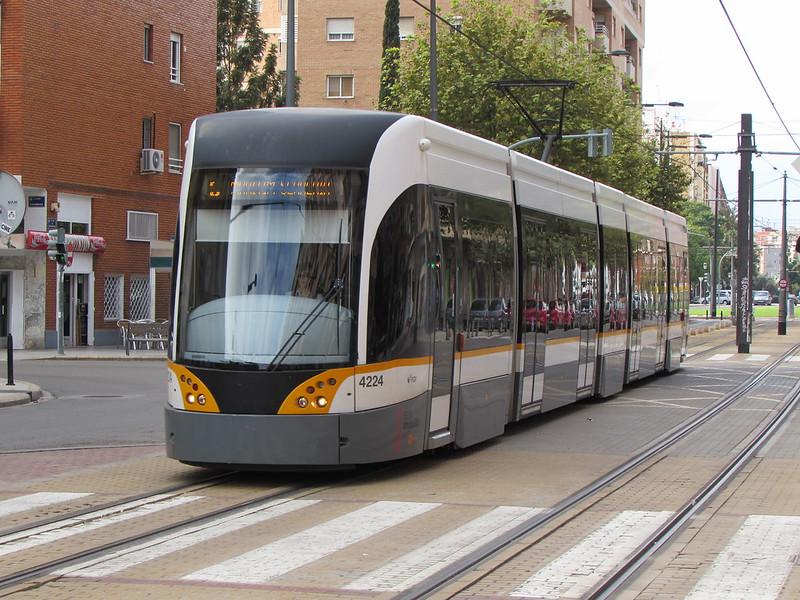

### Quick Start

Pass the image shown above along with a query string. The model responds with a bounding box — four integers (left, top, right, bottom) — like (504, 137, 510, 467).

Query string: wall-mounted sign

(47, 218, 57, 229)
(28, 196, 46, 208)
(0, 171, 25, 236)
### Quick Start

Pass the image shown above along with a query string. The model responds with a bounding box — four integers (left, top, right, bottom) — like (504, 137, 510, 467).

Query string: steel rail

(586, 352, 800, 599)
(0, 462, 395, 592)
(0, 470, 238, 539)
(398, 343, 800, 600)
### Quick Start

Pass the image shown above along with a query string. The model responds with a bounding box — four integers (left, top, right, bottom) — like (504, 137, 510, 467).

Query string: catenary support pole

(430, 0, 438, 121)
(286, 0, 296, 107)
(736, 114, 754, 353)
(778, 171, 788, 335)
(710, 171, 720, 318)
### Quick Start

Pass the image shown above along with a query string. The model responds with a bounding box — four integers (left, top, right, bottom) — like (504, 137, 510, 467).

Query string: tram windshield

(176, 167, 365, 369)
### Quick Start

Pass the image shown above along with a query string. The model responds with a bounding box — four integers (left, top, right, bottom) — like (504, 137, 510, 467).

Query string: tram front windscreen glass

(177, 167, 365, 369)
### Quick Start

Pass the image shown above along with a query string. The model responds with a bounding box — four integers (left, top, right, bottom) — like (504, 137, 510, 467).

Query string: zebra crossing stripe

(57, 499, 319, 578)
(708, 354, 734, 361)
(746, 354, 770, 362)
(510, 510, 672, 599)
(182, 501, 439, 585)
(0, 495, 201, 558)
(686, 515, 800, 600)
(0, 492, 92, 519)
(345, 505, 542, 592)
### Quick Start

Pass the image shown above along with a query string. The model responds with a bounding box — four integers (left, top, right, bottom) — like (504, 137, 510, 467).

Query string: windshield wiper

(266, 277, 344, 371)
(268, 219, 347, 371)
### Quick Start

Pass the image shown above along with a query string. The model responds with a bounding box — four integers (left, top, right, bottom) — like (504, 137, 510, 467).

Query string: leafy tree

(384, 0, 687, 204)
(217, 0, 285, 111)
(380, 0, 401, 109)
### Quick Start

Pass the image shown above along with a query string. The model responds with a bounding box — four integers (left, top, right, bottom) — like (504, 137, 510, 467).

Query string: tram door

(429, 202, 461, 441)
(520, 217, 546, 411)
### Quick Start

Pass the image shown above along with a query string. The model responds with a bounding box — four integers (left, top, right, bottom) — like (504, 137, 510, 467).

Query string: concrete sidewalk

(0, 346, 167, 361)
(0, 380, 44, 408)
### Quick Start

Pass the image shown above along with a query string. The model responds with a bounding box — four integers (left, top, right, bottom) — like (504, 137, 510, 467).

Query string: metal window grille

(103, 275, 124, 320)
(127, 211, 158, 241)
(130, 276, 151, 321)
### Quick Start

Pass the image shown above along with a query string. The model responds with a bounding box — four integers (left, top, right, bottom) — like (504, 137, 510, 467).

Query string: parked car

(753, 290, 771, 306)
(716, 290, 732, 305)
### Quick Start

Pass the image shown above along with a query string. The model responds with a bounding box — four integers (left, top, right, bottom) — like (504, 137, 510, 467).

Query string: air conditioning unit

(140, 149, 164, 174)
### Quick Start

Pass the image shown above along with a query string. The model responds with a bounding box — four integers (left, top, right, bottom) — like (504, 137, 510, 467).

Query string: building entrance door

(63, 274, 89, 347)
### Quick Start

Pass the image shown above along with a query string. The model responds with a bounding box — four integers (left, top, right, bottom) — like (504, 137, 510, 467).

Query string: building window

(170, 32, 182, 82)
(326, 75, 354, 98)
(129, 275, 151, 321)
(326, 18, 354, 41)
(144, 24, 153, 62)
(168, 123, 182, 174)
(127, 211, 158, 241)
(104, 275, 124, 321)
(399, 16, 415, 40)
(142, 117, 154, 149)
(56, 221, 89, 235)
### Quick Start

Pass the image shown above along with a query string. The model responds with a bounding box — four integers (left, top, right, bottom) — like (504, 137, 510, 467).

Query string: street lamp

(642, 101, 685, 107)
(606, 49, 630, 57)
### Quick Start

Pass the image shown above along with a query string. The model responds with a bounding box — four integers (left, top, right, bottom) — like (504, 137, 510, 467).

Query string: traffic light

(47, 228, 67, 265)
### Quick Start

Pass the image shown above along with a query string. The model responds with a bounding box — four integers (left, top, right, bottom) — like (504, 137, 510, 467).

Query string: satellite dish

(0, 171, 25, 236)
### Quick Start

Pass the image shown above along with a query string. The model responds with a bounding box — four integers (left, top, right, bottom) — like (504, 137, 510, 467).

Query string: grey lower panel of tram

(165, 392, 430, 467)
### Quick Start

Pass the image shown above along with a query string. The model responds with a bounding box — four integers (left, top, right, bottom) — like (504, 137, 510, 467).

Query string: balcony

(593, 24, 610, 52)
(541, 0, 573, 16)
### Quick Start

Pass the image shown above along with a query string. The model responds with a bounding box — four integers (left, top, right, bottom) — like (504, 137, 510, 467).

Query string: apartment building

(261, 0, 645, 110)
(0, 0, 216, 348)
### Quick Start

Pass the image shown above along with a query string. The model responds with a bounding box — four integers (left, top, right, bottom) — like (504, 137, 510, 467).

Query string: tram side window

(521, 215, 547, 333)
(601, 227, 628, 331)
(458, 193, 514, 344)
(367, 186, 429, 363)
(575, 224, 599, 330)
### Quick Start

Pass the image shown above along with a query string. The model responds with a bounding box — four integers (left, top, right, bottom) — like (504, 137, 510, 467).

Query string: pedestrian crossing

(2, 491, 799, 598)
(699, 353, 800, 363)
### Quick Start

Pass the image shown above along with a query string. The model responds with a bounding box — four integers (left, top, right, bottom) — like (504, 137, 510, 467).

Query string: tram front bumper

(165, 406, 341, 467)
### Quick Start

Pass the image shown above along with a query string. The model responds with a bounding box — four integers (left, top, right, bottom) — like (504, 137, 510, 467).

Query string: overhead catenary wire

(718, 0, 800, 153)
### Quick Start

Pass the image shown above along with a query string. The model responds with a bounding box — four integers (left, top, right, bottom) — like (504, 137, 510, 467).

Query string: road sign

(779, 278, 788, 290)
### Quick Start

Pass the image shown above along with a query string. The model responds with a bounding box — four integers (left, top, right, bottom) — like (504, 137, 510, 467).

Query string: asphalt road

(0, 360, 168, 451)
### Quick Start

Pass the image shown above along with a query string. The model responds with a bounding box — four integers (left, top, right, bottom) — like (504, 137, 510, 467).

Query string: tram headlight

(316, 397, 328, 408)
(187, 393, 196, 404)
(197, 394, 206, 406)
(297, 397, 309, 408)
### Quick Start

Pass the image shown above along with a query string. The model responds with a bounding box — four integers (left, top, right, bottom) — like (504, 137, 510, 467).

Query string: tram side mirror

(795, 237, 800, 254)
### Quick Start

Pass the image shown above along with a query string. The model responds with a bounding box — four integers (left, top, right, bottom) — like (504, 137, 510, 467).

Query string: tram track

(399, 343, 800, 599)
(0, 460, 401, 593)
(0, 340, 796, 598)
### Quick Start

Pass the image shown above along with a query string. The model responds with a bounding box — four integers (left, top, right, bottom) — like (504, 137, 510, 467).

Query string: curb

(0, 384, 43, 408)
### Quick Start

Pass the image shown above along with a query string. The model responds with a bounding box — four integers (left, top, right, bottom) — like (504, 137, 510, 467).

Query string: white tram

(165, 108, 689, 468)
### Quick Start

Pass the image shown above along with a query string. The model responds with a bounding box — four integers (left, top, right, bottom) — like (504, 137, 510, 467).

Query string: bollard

(6, 333, 13, 386)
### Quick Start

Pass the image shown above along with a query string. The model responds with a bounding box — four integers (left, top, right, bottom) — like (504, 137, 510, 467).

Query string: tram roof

(191, 108, 404, 170)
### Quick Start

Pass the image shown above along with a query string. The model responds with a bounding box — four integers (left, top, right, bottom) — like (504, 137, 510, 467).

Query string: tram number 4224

(359, 375, 384, 388)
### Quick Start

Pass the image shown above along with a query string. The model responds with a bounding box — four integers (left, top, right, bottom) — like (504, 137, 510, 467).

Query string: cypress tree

(379, 0, 401, 109)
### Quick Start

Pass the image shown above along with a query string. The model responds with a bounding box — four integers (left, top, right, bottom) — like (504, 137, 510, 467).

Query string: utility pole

(429, 0, 438, 121)
(286, 0, 296, 107)
(736, 114, 754, 353)
(710, 170, 720, 318)
(778, 171, 788, 335)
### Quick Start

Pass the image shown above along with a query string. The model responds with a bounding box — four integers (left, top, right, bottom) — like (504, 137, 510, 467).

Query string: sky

(644, 0, 800, 230)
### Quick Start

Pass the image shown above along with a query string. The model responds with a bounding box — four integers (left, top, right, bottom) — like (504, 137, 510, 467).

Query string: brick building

(261, 0, 644, 110)
(0, 0, 215, 348)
